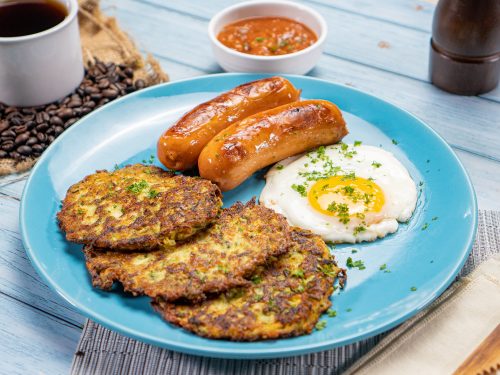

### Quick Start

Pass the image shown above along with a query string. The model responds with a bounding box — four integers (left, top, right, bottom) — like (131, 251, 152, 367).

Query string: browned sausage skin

(198, 100, 348, 191)
(157, 77, 301, 170)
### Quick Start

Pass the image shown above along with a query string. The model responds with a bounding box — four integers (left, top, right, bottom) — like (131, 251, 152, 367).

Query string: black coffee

(0, 0, 67, 37)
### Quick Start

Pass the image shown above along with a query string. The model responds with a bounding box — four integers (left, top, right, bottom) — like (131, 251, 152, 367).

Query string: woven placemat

(70, 210, 499, 375)
(0, 0, 168, 176)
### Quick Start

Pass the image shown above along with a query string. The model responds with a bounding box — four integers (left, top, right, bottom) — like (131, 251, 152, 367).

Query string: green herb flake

(392, 139, 399, 145)
(318, 264, 338, 278)
(351, 249, 358, 254)
(147, 189, 160, 198)
(410, 286, 417, 292)
(327, 202, 350, 224)
(276, 164, 284, 170)
(315, 320, 327, 330)
(291, 269, 305, 278)
(346, 257, 365, 270)
(341, 172, 356, 181)
(217, 264, 229, 274)
(432, 216, 439, 221)
(113, 164, 120, 171)
(421, 223, 429, 231)
(342, 185, 355, 195)
(379, 264, 387, 271)
(346, 308, 352, 312)
(372, 161, 382, 168)
(291, 184, 307, 197)
(327, 309, 337, 318)
(77, 208, 84, 215)
(354, 140, 362, 147)
(295, 284, 305, 293)
(353, 225, 366, 236)
(251, 275, 263, 284)
(126, 180, 149, 194)
(255, 37, 265, 42)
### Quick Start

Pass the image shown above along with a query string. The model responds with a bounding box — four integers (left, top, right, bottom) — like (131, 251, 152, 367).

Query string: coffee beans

(0, 58, 145, 160)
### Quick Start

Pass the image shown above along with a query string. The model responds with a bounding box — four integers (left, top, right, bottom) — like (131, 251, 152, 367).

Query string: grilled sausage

(157, 77, 301, 170)
(198, 100, 348, 191)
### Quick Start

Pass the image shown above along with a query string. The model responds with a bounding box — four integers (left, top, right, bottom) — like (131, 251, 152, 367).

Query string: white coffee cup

(0, 0, 83, 107)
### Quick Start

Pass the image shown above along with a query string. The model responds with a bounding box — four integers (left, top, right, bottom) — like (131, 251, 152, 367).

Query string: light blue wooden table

(1, 1, 499, 373)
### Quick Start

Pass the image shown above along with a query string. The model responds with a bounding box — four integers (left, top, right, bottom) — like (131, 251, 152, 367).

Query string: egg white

(260, 144, 417, 243)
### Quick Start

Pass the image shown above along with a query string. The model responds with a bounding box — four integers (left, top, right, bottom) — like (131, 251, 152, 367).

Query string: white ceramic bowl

(208, 0, 327, 75)
(0, 0, 83, 107)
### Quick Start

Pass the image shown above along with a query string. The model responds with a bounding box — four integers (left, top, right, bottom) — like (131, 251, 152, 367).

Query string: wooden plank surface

(1, 0, 499, 373)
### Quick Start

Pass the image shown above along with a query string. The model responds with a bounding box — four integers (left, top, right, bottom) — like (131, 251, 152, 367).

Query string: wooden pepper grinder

(429, 0, 500, 95)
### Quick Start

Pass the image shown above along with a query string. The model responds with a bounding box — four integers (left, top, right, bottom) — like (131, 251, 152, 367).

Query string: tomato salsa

(217, 17, 317, 56)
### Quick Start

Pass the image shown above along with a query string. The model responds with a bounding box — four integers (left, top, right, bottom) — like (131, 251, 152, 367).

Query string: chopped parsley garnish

(372, 161, 382, 168)
(276, 164, 284, 170)
(327, 309, 337, 317)
(410, 286, 417, 292)
(421, 223, 429, 231)
(318, 264, 338, 277)
(354, 140, 362, 147)
(379, 264, 390, 273)
(294, 284, 305, 293)
(341, 172, 356, 181)
(327, 202, 350, 224)
(113, 164, 120, 171)
(251, 275, 262, 284)
(126, 180, 149, 194)
(291, 184, 307, 197)
(147, 189, 159, 198)
(432, 216, 439, 221)
(419, 181, 424, 187)
(77, 208, 84, 215)
(315, 320, 327, 330)
(353, 225, 366, 236)
(346, 257, 366, 270)
(351, 249, 358, 254)
(342, 185, 355, 195)
(255, 37, 265, 42)
(346, 308, 352, 312)
(291, 269, 305, 278)
(217, 264, 229, 274)
(341, 143, 348, 151)
(392, 139, 398, 145)
(325, 241, 336, 248)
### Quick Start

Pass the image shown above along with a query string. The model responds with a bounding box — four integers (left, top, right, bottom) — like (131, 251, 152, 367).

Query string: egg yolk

(308, 176, 385, 220)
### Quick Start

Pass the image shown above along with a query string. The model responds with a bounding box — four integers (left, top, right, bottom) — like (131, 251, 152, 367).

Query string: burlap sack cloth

(0, 0, 168, 176)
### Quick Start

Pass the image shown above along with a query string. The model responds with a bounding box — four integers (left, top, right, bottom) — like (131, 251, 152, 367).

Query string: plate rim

(19, 73, 478, 359)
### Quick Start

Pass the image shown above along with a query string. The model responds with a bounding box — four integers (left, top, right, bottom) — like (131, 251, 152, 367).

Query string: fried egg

(260, 143, 417, 243)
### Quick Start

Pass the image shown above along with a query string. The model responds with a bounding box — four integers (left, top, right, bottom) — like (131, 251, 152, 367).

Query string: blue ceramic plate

(20, 74, 477, 359)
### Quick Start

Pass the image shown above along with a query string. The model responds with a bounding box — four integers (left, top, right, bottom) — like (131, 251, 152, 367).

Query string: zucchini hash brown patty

(57, 164, 222, 250)
(153, 228, 345, 341)
(83, 200, 291, 302)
